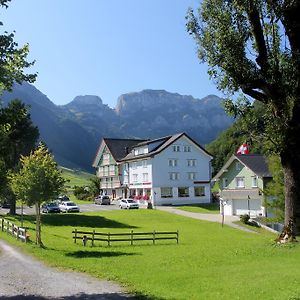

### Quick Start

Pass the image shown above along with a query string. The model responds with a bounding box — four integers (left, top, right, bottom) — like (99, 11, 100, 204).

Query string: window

(132, 162, 137, 169)
(142, 173, 149, 182)
(188, 172, 196, 180)
(235, 162, 241, 171)
(142, 160, 147, 168)
(187, 159, 196, 167)
(178, 187, 189, 197)
(252, 176, 258, 187)
(223, 178, 228, 188)
(194, 186, 205, 197)
(184, 145, 191, 152)
(103, 153, 110, 162)
(168, 159, 178, 167)
(169, 172, 179, 180)
(132, 174, 138, 183)
(161, 187, 173, 198)
(172, 145, 180, 152)
(236, 177, 245, 188)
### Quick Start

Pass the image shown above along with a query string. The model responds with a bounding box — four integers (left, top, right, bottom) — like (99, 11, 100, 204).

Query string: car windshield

(127, 200, 135, 203)
(48, 203, 57, 207)
(66, 202, 76, 206)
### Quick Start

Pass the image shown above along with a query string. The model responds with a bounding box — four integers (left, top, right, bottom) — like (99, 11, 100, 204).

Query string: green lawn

(1, 210, 300, 300)
(176, 203, 220, 214)
(60, 167, 94, 203)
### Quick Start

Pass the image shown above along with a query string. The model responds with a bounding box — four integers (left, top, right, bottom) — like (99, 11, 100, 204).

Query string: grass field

(1, 210, 300, 300)
(60, 167, 94, 203)
(176, 203, 220, 214)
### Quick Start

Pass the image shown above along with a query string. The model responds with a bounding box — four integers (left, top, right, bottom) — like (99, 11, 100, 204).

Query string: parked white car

(119, 199, 139, 209)
(59, 201, 80, 213)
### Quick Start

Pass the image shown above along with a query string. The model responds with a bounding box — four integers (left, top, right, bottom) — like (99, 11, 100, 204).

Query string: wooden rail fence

(0, 218, 28, 243)
(72, 229, 179, 247)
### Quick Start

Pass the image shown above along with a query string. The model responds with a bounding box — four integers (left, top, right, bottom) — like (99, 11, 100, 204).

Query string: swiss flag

(236, 143, 249, 155)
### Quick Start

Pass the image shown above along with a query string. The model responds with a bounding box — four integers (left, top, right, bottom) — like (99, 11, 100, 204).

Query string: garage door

(233, 199, 262, 216)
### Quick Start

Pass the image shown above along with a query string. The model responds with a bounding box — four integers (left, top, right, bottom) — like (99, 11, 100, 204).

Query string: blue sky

(1, 0, 221, 107)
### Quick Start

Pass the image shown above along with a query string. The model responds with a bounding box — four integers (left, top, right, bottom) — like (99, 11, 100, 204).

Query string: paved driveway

(0, 203, 120, 215)
(156, 206, 256, 233)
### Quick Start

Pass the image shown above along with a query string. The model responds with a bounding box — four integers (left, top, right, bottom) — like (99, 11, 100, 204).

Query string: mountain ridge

(1, 83, 233, 171)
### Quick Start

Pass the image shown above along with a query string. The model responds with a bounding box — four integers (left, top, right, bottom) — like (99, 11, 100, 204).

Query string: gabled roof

(119, 132, 213, 162)
(213, 154, 272, 181)
(92, 138, 146, 167)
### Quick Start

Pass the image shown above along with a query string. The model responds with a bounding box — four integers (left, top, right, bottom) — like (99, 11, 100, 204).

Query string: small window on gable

(252, 176, 258, 187)
(184, 145, 191, 152)
(172, 145, 180, 152)
(236, 177, 245, 188)
(223, 178, 228, 188)
(235, 162, 241, 171)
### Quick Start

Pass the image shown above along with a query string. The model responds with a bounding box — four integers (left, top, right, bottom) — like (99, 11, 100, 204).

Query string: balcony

(221, 188, 262, 200)
(100, 180, 121, 189)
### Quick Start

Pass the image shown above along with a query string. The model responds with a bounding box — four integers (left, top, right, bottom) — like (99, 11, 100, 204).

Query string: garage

(232, 199, 262, 216)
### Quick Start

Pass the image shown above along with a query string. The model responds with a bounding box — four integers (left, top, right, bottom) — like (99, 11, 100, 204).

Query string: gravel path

(0, 240, 133, 300)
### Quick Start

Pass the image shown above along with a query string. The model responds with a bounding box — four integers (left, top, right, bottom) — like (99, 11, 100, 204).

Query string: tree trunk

(35, 203, 42, 246)
(281, 125, 300, 236)
(8, 192, 16, 215)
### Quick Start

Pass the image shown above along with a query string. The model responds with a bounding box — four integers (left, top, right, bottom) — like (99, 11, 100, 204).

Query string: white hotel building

(93, 132, 213, 206)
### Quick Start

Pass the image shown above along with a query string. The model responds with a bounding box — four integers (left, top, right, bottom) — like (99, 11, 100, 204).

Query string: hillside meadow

(1, 209, 300, 300)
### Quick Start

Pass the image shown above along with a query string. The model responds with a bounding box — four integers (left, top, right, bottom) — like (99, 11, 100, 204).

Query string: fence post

(131, 230, 133, 245)
(74, 229, 77, 244)
(153, 230, 156, 245)
(24, 228, 27, 243)
(92, 230, 95, 247)
(108, 232, 110, 247)
(176, 230, 179, 244)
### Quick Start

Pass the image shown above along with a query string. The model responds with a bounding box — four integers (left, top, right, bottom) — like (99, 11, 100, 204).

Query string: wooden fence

(0, 217, 28, 243)
(72, 229, 179, 247)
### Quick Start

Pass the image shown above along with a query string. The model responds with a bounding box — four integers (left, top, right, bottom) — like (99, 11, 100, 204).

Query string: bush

(240, 214, 250, 224)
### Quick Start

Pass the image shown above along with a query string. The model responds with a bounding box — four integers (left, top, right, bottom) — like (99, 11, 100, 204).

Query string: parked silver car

(59, 201, 80, 213)
(95, 195, 111, 205)
(119, 199, 139, 209)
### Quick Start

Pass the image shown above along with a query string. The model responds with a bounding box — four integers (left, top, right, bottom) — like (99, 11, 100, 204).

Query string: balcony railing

(100, 180, 121, 189)
(221, 188, 262, 200)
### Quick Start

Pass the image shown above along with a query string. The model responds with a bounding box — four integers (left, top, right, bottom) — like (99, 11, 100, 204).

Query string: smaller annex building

(213, 154, 272, 217)
(93, 132, 213, 206)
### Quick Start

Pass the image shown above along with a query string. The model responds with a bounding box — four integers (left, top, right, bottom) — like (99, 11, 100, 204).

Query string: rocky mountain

(1, 83, 233, 171)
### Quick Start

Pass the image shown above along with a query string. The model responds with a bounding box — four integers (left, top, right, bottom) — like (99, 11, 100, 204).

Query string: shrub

(240, 214, 250, 224)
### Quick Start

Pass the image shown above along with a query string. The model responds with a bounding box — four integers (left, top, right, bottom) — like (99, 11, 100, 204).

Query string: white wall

(152, 135, 211, 205)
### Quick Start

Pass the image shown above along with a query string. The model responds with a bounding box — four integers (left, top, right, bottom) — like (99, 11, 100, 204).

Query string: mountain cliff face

(1, 83, 233, 171)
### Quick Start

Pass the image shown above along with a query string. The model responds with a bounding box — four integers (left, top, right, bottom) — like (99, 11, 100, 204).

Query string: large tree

(1, 0, 37, 213)
(0, 100, 39, 214)
(187, 1, 300, 235)
(10, 144, 66, 246)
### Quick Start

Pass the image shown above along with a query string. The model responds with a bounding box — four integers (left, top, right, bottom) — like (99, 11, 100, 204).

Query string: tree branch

(247, 3, 269, 70)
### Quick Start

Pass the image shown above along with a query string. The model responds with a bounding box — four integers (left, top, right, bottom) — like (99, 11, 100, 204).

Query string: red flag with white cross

(236, 143, 249, 155)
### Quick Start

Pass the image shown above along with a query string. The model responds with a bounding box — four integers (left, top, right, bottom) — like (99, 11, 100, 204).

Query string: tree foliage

(10, 144, 66, 246)
(264, 155, 285, 222)
(0, 100, 39, 213)
(187, 1, 300, 235)
(207, 101, 265, 175)
(0, 0, 36, 94)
